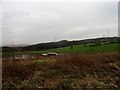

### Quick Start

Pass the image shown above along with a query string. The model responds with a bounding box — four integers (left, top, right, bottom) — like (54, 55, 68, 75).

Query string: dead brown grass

(56, 53, 119, 73)
(2, 59, 36, 85)
(2, 53, 120, 88)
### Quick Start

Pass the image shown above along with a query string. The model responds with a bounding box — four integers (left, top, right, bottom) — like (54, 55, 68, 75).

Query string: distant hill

(2, 37, 120, 52)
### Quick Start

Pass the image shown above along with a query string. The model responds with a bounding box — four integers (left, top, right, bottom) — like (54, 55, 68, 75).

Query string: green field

(2, 43, 119, 57)
(47, 43, 119, 54)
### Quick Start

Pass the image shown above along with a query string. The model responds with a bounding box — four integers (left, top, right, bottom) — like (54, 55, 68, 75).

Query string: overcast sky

(2, 0, 118, 46)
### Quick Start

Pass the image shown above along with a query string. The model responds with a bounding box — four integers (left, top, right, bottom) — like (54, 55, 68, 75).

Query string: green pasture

(48, 43, 119, 54)
(2, 43, 119, 57)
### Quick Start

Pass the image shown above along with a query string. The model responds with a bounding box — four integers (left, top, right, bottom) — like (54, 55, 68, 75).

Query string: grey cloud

(2, 2, 118, 46)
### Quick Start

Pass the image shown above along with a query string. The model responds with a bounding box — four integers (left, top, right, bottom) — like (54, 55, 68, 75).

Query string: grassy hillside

(47, 43, 119, 54)
(2, 43, 119, 57)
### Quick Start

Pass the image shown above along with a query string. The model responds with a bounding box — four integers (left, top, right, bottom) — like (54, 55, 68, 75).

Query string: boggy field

(2, 53, 120, 89)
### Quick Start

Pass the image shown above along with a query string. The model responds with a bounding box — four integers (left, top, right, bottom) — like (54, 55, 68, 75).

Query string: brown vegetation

(56, 53, 119, 72)
(2, 53, 120, 89)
